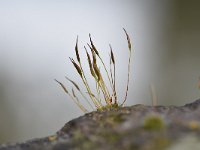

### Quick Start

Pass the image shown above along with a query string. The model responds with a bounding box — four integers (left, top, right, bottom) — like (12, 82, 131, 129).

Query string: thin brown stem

(121, 28, 132, 106)
(54, 79, 88, 113)
(65, 76, 95, 110)
(121, 50, 131, 106)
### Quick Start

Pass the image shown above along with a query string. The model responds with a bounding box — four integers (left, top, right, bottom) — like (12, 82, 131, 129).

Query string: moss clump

(99, 131, 121, 143)
(143, 115, 165, 130)
(56, 29, 132, 113)
(97, 103, 119, 111)
(107, 113, 124, 124)
(71, 130, 96, 149)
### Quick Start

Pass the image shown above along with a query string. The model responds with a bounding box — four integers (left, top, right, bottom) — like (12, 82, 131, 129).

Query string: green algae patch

(107, 113, 125, 124)
(143, 114, 165, 130)
(71, 130, 96, 149)
(98, 112, 125, 128)
(151, 137, 170, 150)
(100, 131, 121, 143)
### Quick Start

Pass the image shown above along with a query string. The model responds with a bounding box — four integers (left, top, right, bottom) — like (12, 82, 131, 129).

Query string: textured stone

(1, 99, 200, 150)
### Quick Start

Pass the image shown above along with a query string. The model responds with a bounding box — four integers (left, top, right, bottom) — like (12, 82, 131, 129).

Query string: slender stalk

(77, 63, 101, 108)
(121, 50, 131, 106)
(110, 44, 117, 103)
(98, 56, 113, 89)
(65, 76, 95, 110)
(56, 29, 133, 112)
(54, 79, 88, 113)
(87, 43, 111, 102)
(88, 36, 113, 90)
(113, 60, 116, 103)
(109, 53, 114, 85)
(81, 71, 102, 108)
(85, 46, 109, 105)
(69, 91, 88, 113)
(73, 38, 102, 108)
(92, 52, 110, 104)
(122, 28, 132, 106)
(96, 81, 101, 102)
(150, 83, 157, 106)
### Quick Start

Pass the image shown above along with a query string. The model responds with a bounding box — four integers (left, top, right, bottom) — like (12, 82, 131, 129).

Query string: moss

(108, 113, 124, 123)
(98, 113, 125, 128)
(71, 130, 85, 143)
(143, 114, 165, 130)
(100, 131, 121, 143)
(71, 130, 96, 149)
(97, 103, 119, 111)
(138, 137, 170, 150)
(152, 137, 170, 150)
(56, 30, 132, 112)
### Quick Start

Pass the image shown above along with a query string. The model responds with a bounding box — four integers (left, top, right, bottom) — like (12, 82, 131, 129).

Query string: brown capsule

(93, 63, 101, 82)
(87, 43, 97, 65)
(109, 44, 115, 64)
(69, 58, 82, 77)
(85, 47, 96, 78)
(54, 79, 68, 93)
(89, 34, 99, 56)
(65, 76, 80, 91)
(75, 36, 80, 62)
(123, 28, 131, 51)
(72, 88, 76, 97)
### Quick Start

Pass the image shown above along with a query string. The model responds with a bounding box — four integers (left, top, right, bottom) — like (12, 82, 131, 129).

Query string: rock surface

(1, 99, 200, 150)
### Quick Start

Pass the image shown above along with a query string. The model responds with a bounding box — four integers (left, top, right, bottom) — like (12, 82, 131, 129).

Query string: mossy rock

(1, 99, 200, 150)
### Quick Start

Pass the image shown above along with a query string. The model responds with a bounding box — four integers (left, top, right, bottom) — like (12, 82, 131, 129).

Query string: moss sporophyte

(55, 29, 132, 113)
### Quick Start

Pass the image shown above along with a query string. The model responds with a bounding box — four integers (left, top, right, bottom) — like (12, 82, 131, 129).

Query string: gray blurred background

(0, 0, 200, 144)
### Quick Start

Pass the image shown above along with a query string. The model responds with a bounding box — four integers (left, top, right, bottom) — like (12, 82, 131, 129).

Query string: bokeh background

(0, 0, 200, 144)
